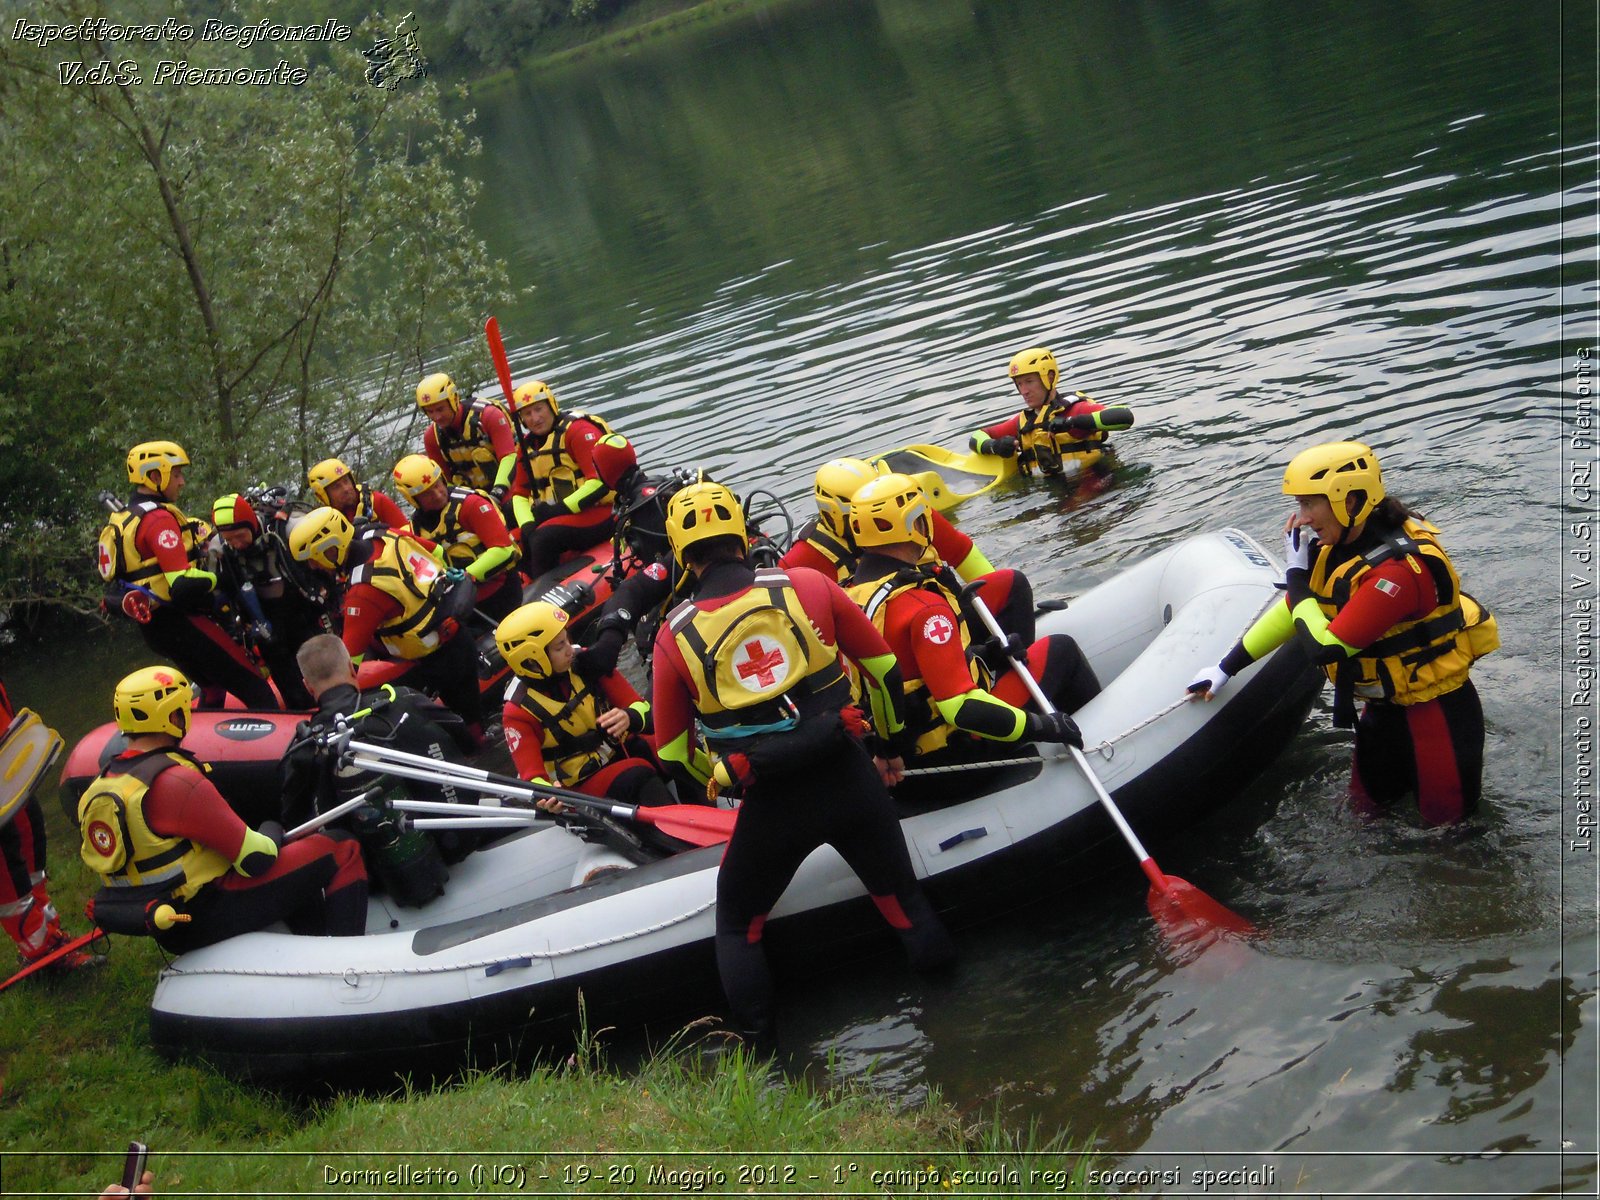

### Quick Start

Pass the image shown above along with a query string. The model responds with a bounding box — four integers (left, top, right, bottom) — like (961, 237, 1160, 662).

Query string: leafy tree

(0, 0, 512, 627)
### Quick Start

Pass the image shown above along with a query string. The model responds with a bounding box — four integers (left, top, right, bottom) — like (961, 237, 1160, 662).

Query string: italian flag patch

(1374, 578, 1400, 597)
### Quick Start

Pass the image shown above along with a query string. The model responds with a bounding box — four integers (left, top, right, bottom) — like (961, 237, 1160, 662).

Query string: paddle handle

(963, 592, 1157, 866)
(345, 750, 636, 822)
(346, 739, 632, 812)
(284, 787, 383, 842)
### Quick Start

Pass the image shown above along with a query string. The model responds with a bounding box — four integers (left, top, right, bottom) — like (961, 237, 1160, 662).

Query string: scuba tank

(350, 793, 448, 908)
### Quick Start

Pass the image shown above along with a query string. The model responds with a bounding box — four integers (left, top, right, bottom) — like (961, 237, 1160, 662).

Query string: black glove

(978, 632, 1027, 666)
(574, 626, 625, 677)
(490, 484, 510, 504)
(1025, 710, 1083, 748)
(1050, 413, 1098, 435)
(167, 571, 215, 612)
(532, 500, 567, 523)
(981, 436, 1018, 458)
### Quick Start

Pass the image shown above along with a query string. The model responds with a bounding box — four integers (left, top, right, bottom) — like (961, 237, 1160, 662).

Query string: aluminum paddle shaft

(964, 589, 1256, 942)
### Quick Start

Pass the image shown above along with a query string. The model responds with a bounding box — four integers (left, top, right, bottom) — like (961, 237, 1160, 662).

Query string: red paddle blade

(485, 316, 516, 404)
(0, 929, 107, 994)
(1146, 875, 1257, 945)
(634, 804, 737, 847)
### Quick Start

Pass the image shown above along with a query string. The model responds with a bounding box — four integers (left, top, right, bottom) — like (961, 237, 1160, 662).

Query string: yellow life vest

(348, 530, 455, 660)
(347, 484, 388, 532)
(436, 398, 511, 491)
(410, 487, 519, 579)
(795, 518, 855, 583)
(665, 568, 845, 747)
(507, 675, 616, 787)
(1015, 393, 1107, 478)
(846, 564, 990, 755)
(526, 411, 618, 507)
(77, 750, 232, 902)
(1307, 517, 1499, 708)
(96, 497, 211, 603)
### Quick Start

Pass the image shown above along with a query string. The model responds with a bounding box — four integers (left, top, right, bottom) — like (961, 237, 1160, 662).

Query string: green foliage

(0, 0, 511, 626)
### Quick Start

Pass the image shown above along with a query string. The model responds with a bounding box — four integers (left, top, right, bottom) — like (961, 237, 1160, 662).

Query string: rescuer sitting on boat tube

(417, 371, 521, 497)
(97, 441, 280, 711)
(392, 454, 525, 624)
(305, 456, 408, 532)
(505, 380, 621, 581)
(1186, 441, 1498, 825)
(495, 601, 681, 827)
(279, 634, 480, 904)
(968, 347, 1134, 478)
(287, 506, 486, 737)
(649, 474, 954, 1046)
(845, 473, 1099, 761)
(783, 457, 1038, 643)
(77, 665, 367, 951)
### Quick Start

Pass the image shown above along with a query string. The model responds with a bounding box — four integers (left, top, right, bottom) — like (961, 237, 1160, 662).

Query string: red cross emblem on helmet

(733, 636, 789, 692)
(921, 613, 955, 645)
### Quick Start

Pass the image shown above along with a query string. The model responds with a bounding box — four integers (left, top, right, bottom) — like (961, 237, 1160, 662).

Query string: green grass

(2, 817, 1105, 1196)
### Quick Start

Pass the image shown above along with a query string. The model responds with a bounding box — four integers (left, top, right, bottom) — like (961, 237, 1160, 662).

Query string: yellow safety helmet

(113, 665, 195, 740)
(416, 372, 460, 415)
(494, 602, 571, 679)
(664, 476, 747, 565)
(126, 441, 190, 493)
(813, 458, 878, 538)
(511, 380, 559, 417)
(288, 506, 356, 572)
(1282, 441, 1386, 528)
(849, 472, 932, 550)
(391, 454, 445, 506)
(1007, 346, 1059, 393)
(307, 458, 354, 507)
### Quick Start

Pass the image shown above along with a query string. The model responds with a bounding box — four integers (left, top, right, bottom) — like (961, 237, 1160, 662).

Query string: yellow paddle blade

(868, 444, 1016, 512)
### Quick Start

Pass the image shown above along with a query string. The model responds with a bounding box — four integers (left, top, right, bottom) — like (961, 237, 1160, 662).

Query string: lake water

(8, 0, 1594, 1193)
(466, 0, 1596, 1193)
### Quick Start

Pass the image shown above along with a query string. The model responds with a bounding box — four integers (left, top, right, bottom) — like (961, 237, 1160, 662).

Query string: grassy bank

(0, 808, 1103, 1197)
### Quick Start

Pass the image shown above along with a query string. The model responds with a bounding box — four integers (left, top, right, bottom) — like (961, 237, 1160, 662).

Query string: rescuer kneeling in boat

(288, 506, 486, 737)
(650, 475, 955, 1048)
(496, 601, 684, 846)
(783, 457, 1038, 644)
(845, 474, 1099, 763)
(1186, 441, 1498, 826)
(279, 634, 481, 904)
(78, 666, 367, 951)
(968, 346, 1133, 480)
(392, 454, 525, 624)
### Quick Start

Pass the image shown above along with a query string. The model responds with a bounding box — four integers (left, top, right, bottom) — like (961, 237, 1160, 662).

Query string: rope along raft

(161, 897, 716, 980)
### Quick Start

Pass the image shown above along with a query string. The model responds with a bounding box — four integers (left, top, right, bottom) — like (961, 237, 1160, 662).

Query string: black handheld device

(121, 1140, 149, 1191)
